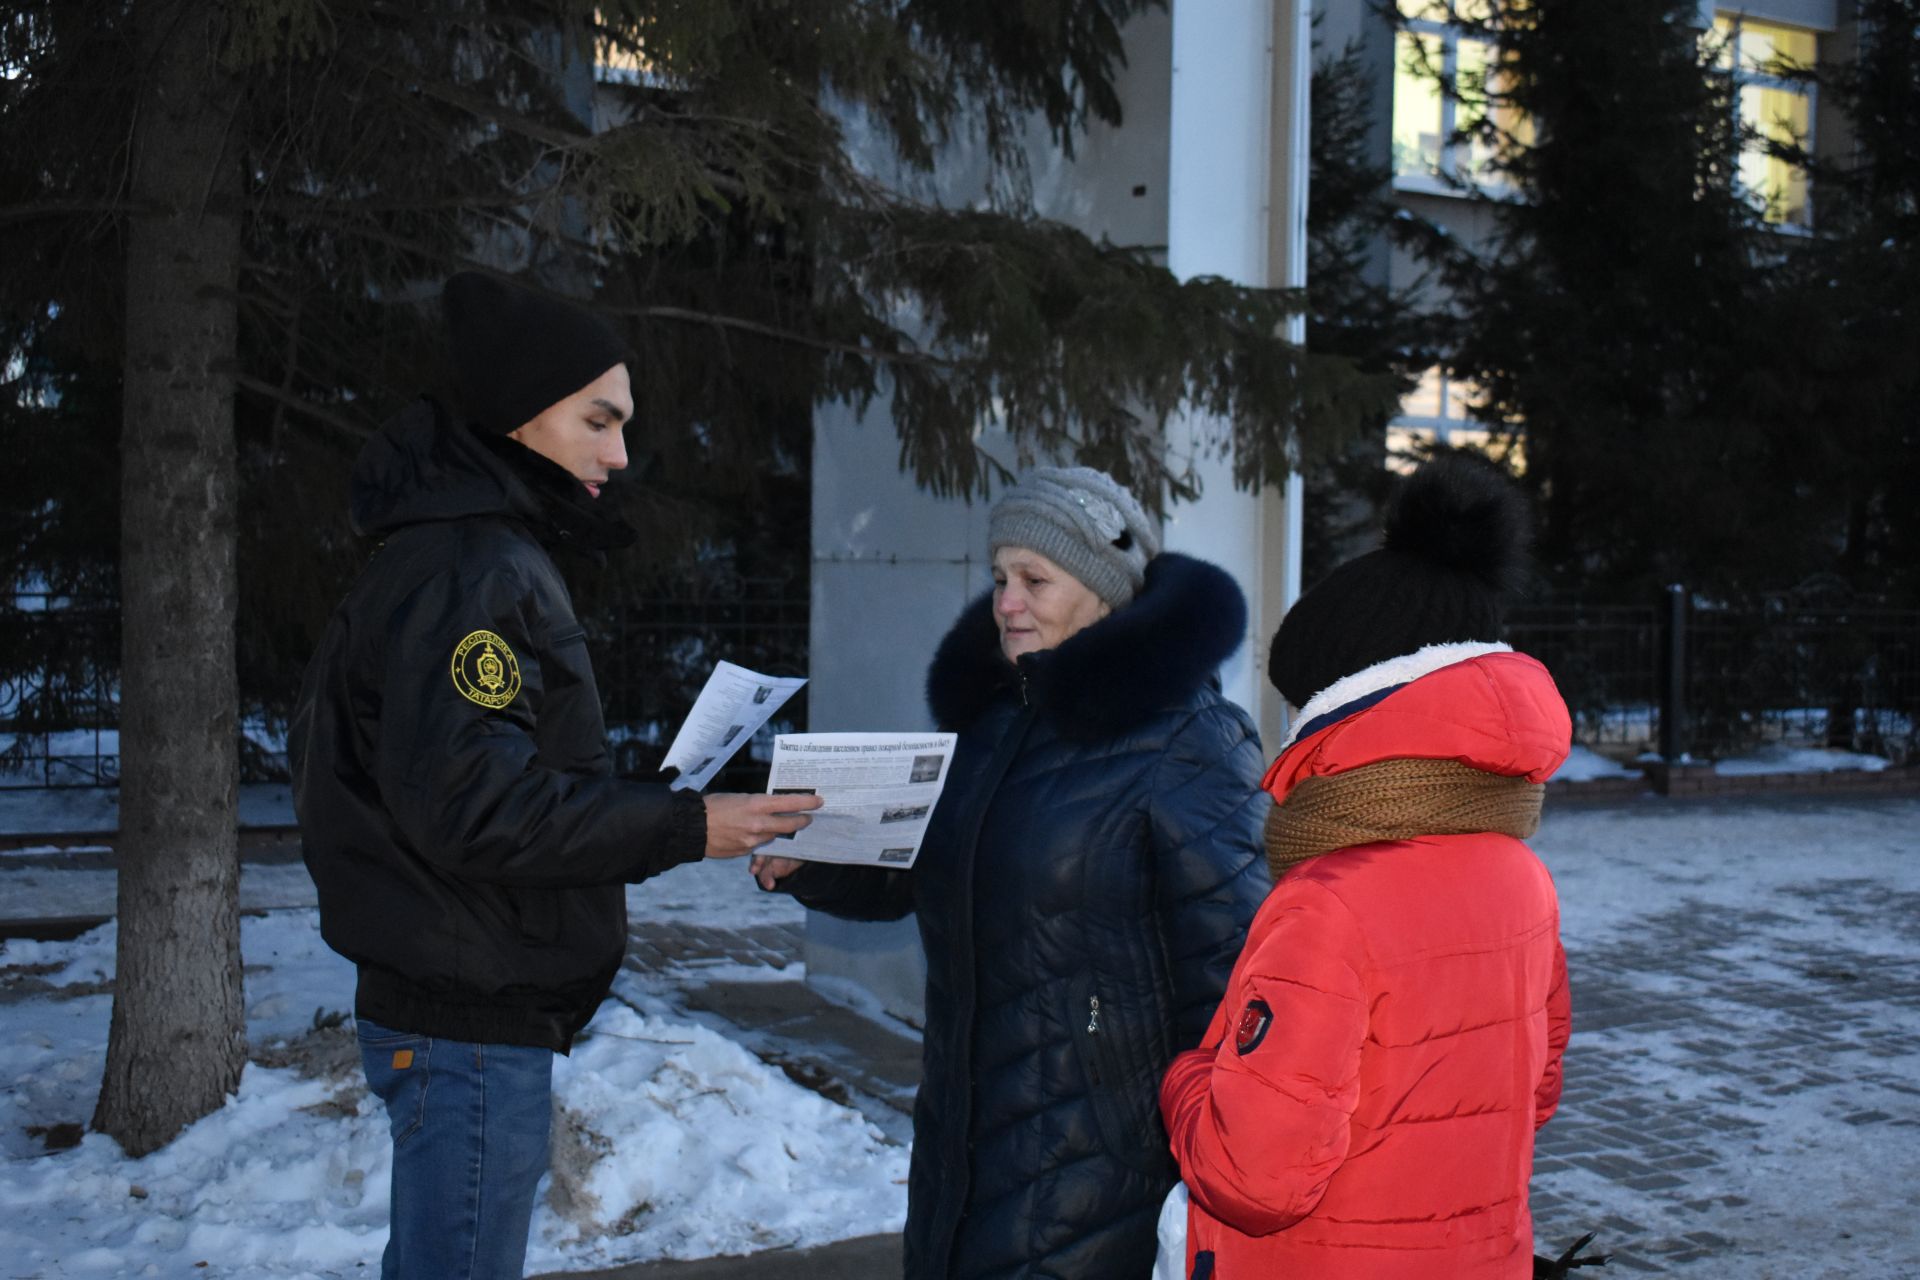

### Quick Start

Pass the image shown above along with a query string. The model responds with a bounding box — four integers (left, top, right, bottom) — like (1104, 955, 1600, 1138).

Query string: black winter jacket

(783, 553, 1271, 1279)
(289, 398, 706, 1052)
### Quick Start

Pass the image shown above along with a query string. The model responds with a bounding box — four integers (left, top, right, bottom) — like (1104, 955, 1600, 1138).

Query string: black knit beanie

(1268, 450, 1532, 708)
(442, 272, 633, 434)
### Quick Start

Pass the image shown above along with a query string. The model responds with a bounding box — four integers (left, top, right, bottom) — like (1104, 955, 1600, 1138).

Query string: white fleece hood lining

(1278, 640, 1514, 752)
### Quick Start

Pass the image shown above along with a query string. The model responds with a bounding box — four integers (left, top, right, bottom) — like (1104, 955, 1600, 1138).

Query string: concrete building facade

(1353, 0, 1851, 457)
(783, 0, 1858, 1020)
(804, 2, 1316, 1021)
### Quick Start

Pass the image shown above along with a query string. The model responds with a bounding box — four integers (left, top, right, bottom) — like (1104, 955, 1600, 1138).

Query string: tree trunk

(93, 0, 246, 1157)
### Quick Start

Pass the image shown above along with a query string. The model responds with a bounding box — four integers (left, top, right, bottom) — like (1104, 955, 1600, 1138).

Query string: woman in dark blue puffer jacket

(756, 467, 1270, 1279)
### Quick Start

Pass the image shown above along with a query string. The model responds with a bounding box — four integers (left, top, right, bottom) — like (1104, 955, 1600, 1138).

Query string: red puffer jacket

(1160, 643, 1573, 1280)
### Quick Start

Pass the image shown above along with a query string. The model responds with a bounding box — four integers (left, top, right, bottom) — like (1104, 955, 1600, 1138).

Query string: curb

(531, 1232, 901, 1279)
(1548, 764, 1920, 802)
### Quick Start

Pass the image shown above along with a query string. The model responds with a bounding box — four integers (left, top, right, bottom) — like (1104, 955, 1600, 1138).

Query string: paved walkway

(4, 793, 1915, 1277)
(542, 1233, 901, 1279)
(1527, 795, 1920, 1277)
(1529, 870, 1920, 1273)
(557, 796, 1920, 1278)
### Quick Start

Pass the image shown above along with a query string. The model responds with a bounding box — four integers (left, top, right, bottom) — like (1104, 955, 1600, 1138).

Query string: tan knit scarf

(1263, 757, 1545, 878)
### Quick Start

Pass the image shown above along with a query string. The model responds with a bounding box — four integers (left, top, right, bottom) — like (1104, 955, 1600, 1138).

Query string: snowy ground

(1528, 794, 1920, 1277)
(0, 763, 1915, 1276)
(0, 860, 907, 1279)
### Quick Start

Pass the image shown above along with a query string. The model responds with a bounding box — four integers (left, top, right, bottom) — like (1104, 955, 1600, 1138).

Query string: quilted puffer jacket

(1160, 641, 1574, 1280)
(782, 553, 1271, 1279)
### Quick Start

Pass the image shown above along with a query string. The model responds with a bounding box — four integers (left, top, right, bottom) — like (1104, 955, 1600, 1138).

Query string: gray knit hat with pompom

(987, 466, 1161, 608)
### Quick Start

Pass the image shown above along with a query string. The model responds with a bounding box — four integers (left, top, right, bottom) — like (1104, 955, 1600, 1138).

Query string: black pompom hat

(442, 272, 633, 434)
(1268, 450, 1533, 708)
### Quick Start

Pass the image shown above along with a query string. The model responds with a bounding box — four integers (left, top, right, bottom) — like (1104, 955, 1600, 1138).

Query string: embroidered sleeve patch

(451, 630, 522, 709)
(1234, 998, 1273, 1055)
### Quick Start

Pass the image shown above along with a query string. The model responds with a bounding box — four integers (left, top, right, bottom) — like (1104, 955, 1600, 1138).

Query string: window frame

(1712, 11, 1820, 231)
(1386, 365, 1508, 468)
(1390, 7, 1523, 198)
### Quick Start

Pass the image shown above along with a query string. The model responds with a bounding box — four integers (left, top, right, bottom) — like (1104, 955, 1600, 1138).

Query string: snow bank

(0, 909, 903, 1278)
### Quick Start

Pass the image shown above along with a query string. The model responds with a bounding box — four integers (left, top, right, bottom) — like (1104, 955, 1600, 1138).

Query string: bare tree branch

(0, 199, 155, 225)
(620, 304, 965, 370)
(233, 374, 373, 443)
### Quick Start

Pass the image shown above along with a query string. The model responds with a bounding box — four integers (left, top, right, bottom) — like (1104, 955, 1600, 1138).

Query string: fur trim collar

(926, 552, 1247, 739)
(1278, 640, 1513, 751)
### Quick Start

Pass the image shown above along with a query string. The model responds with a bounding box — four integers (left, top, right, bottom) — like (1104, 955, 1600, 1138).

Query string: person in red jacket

(1158, 449, 1574, 1280)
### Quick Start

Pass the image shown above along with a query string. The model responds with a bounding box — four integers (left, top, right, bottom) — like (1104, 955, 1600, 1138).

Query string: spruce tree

(1301, 34, 1437, 581)
(1402, 0, 1766, 597)
(1, 0, 1393, 1148)
(1743, 0, 1920, 604)
(5, 1, 1394, 715)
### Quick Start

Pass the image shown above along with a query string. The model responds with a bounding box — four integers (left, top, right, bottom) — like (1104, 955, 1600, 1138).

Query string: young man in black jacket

(289, 272, 818, 1279)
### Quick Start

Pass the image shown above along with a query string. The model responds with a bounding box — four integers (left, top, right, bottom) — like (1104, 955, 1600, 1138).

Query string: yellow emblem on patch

(450, 630, 522, 709)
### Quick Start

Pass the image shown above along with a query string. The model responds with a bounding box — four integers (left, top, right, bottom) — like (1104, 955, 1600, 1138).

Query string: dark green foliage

(1407, 0, 1766, 598)
(1, 0, 1389, 739)
(1738, 0, 1920, 605)
(1399, 0, 1920, 606)
(1300, 35, 1434, 582)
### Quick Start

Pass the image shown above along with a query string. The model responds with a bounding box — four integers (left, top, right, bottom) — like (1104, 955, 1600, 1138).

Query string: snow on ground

(627, 852, 806, 930)
(1531, 796, 1920, 1278)
(0, 757, 1913, 1277)
(0, 843, 110, 859)
(0, 907, 904, 1279)
(0, 786, 120, 832)
(1549, 741, 1897, 782)
(0, 862, 317, 922)
(0, 784, 297, 833)
(1550, 743, 1642, 782)
(530, 999, 902, 1271)
(1711, 743, 1890, 775)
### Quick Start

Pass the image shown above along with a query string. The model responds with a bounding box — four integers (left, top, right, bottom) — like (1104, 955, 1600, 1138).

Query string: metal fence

(1505, 590, 1920, 765)
(0, 595, 120, 788)
(0, 582, 812, 791)
(1685, 598, 1920, 763)
(592, 582, 811, 791)
(7, 586, 1915, 788)
(1503, 602, 1662, 752)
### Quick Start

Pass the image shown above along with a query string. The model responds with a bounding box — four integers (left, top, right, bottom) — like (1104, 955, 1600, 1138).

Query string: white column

(1163, 0, 1311, 749)
(1273, 0, 1312, 625)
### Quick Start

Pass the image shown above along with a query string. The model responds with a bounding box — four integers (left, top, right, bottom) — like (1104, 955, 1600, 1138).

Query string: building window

(1385, 366, 1508, 471)
(1391, 1, 1530, 191)
(594, 15, 661, 87)
(1712, 13, 1817, 228)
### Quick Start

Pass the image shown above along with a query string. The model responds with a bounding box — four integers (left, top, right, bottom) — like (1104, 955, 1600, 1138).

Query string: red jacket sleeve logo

(1234, 998, 1271, 1055)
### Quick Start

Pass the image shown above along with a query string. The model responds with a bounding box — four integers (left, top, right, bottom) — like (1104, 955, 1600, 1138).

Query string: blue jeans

(357, 1018, 554, 1280)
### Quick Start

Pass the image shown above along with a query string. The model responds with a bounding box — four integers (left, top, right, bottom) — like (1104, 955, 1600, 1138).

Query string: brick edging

(1549, 763, 1920, 800)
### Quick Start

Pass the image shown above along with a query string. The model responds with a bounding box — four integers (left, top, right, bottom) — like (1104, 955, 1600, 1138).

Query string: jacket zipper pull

(1019, 669, 1031, 707)
(1087, 995, 1101, 1034)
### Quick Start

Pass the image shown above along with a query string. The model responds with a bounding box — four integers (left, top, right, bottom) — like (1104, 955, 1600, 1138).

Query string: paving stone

(1842, 1109, 1894, 1125)
(595, 814, 1920, 1277)
(1528, 869, 1920, 1276)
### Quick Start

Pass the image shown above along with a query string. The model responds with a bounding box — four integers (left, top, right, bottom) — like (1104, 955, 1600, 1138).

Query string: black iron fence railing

(1502, 602, 1662, 752)
(0, 594, 121, 788)
(1, 583, 812, 792)
(1683, 598, 1919, 764)
(592, 585, 811, 792)
(5, 587, 1913, 790)
(1506, 590, 1920, 765)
